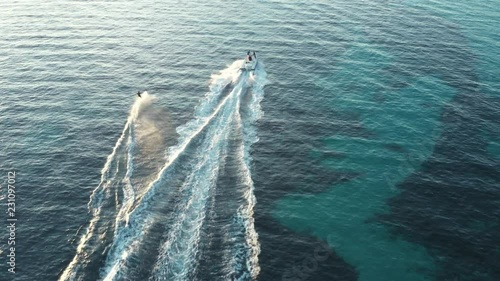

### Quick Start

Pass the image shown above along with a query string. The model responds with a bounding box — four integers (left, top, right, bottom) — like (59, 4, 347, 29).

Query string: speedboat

(242, 51, 257, 71)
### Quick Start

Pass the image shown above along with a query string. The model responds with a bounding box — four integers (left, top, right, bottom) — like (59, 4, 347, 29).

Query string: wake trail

(228, 63, 267, 281)
(116, 118, 137, 227)
(59, 92, 153, 281)
(148, 62, 266, 281)
(149, 79, 245, 281)
(63, 59, 266, 281)
(99, 61, 244, 281)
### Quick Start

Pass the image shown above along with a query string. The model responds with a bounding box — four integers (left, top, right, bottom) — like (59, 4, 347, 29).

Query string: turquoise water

(0, 1, 499, 281)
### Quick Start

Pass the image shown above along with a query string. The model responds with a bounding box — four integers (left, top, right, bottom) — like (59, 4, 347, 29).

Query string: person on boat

(253, 51, 257, 58)
(137, 91, 142, 98)
(246, 50, 253, 61)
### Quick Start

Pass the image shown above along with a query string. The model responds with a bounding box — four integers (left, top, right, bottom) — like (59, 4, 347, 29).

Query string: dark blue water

(0, 1, 499, 280)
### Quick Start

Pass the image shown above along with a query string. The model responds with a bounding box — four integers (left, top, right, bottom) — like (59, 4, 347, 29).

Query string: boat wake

(60, 60, 267, 281)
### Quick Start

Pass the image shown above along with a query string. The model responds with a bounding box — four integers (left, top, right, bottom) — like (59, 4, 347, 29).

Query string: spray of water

(59, 92, 153, 281)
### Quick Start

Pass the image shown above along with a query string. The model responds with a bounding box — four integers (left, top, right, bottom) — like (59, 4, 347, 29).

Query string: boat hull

(245, 59, 257, 70)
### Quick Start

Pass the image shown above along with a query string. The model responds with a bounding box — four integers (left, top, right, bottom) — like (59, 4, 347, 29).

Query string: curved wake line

(99, 62, 245, 281)
(230, 63, 267, 281)
(234, 102, 261, 281)
(59, 92, 153, 281)
(62, 60, 266, 281)
(149, 78, 246, 281)
(116, 121, 137, 228)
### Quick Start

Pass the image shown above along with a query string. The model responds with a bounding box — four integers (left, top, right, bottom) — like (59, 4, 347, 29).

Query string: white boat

(242, 51, 257, 71)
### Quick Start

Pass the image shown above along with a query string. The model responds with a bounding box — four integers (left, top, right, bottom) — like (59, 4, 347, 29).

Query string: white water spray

(59, 92, 153, 281)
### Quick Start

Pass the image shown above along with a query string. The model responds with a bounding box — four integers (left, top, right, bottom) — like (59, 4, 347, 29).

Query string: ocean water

(0, 1, 499, 281)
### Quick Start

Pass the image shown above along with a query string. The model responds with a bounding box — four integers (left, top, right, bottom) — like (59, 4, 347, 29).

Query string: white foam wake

(231, 62, 267, 281)
(63, 59, 266, 281)
(59, 92, 153, 281)
(149, 78, 246, 281)
(99, 61, 243, 281)
(148, 62, 266, 281)
(116, 117, 136, 227)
